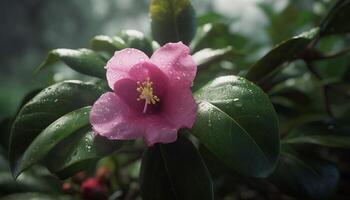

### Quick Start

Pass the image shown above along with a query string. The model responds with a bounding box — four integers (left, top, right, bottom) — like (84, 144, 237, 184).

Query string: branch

(304, 60, 334, 118)
(301, 47, 350, 61)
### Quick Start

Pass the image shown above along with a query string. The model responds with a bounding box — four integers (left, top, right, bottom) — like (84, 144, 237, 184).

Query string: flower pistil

(136, 77, 160, 113)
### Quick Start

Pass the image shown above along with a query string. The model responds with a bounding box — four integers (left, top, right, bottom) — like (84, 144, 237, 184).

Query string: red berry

(62, 182, 75, 194)
(80, 178, 108, 200)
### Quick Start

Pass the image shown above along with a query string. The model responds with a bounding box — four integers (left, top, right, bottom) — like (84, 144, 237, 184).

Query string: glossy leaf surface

(9, 81, 105, 177)
(35, 49, 106, 79)
(140, 135, 213, 200)
(246, 28, 319, 84)
(192, 76, 280, 178)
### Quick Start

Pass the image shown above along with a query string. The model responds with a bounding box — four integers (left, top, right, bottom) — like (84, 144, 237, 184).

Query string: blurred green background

(0, 0, 332, 118)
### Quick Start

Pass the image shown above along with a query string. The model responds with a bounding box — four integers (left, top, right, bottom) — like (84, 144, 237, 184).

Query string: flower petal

(151, 42, 197, 88)
(90, 92, 142, 140)
(163, 86, 197, 129)
(113, 79, 144, 113)
(106, 48, 149, 90)
(143, 116, 178, 146)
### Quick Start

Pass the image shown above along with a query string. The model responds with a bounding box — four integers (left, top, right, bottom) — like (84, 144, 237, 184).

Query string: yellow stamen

(136, 77, 160, 113)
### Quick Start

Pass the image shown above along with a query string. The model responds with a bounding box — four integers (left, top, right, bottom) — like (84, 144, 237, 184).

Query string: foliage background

(2, 0, 350, 200)
(1, 0, 318, 117)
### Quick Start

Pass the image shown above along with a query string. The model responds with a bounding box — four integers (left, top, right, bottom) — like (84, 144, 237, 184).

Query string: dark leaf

(0, 171, 60, 195)
(45, 127, 124, 179)
(140, 134, 213, 200)
(320, 0, 350, 36)
(9, 81, 105, 177)
(0, 193, 74, 200)
(269, 148, 339, 200)
(14, 107, 91, 177)
(283, 120, 350, 149)
(246, 28, 319, 84)
(191, 76, 280, 178)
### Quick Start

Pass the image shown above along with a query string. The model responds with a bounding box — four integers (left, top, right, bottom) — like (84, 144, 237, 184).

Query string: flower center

(136, 77, 160, 114)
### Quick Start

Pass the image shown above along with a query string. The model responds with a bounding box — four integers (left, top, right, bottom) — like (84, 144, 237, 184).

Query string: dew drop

(208, 119, 212, 127)
(87, 145, 92, 152)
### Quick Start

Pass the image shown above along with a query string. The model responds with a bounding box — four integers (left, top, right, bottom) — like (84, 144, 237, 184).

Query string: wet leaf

(45, 127, 124, 179)
(35, 49, 106, 79)
(118, 30, 153, 56)
(246, 28, 319, 84)
(14, 107, 91, 177)
(140, 135, 213, 200)
(9, 81, 105, 178)
(90, 35, 126, 54)
(192, 76, 280, 178)
(193, 46, 240, 69)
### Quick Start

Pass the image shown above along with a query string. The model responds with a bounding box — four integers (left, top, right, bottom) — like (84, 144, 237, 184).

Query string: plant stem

(304, 60, 334, 118)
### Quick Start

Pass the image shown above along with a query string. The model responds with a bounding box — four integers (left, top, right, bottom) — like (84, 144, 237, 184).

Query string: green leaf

(0, 171, 60, 195)
(320, 0, 350, 36)
(140, 135, 213, 200)
(150, 0, 196, 45)
(9, 81, 105, 177)
(269, 149, 339, 200)
(45, 127, 124, 179)
(0, 193, 74, 200)
(283, 120, 350, 149)
(192, 46, 240, 69)
(246, 28, 319, 84)
(14, 107, 90, 177)
(118, 30, 153, 56)
(190, 23, 248, 53)
(284, 135, 350, 148)
(90, 35, 126, 54)
(35, 49, 106, 79)
(191, 76, 280, 178)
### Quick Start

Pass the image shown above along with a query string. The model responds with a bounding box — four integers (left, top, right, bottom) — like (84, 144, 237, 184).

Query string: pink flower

(90, 42, 197, 146)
